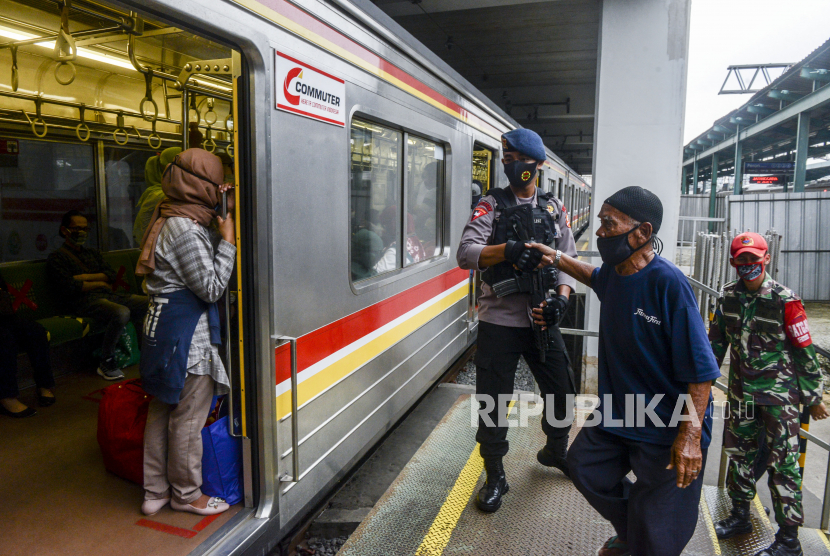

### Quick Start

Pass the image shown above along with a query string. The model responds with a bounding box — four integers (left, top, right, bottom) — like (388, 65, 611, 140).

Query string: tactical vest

(481, 187, 560, 288)
(721, 288, 785, 336)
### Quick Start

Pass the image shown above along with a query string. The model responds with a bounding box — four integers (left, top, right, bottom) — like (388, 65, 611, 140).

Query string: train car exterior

(0, 0, 589, 554)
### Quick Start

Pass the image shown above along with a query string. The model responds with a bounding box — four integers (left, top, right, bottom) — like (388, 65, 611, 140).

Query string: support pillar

(692, 154, 699, 194)
(708, 152, 719, 231)
(794, 111, 811, 192)
(584, 0, 691, 394)
(733, 128, 743, 194)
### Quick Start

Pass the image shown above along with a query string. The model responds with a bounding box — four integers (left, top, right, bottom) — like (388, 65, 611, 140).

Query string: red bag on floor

(97, 379, 153, 485)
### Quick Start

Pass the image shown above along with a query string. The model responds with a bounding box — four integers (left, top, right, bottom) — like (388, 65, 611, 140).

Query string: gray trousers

(143, 373, 214, 504)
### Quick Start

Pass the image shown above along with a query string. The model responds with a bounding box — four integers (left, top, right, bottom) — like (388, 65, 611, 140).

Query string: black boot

(754, 525, 803, 556)
(714, 500, 753, 539)
(475, 458, 509, 512)
(537, 436, 570, 478)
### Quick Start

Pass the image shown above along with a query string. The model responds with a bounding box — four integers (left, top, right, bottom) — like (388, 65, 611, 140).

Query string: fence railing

(712, 379, 830, 532)
(677, 216, 726, 247)
(687, 229, 783, 321)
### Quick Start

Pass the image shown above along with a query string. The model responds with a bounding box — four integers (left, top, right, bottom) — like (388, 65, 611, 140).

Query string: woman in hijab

(133, 146, 182, 246)
(137, 148, 235, 517)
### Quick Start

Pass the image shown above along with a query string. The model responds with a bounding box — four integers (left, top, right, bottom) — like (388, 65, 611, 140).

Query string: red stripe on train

(254, 0, 500, 136)
(275, 267, 468, 385)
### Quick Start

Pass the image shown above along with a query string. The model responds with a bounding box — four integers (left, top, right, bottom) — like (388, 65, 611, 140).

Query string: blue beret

(501, 128, 546, 162)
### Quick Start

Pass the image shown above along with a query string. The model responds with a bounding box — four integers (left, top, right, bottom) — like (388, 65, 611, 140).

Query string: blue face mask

(736, 263, 764, 281)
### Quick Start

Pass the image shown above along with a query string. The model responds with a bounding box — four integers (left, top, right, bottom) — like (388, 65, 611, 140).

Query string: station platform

(337, 393, 830, 556)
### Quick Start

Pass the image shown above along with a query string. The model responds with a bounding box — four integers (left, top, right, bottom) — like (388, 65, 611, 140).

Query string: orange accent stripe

(135, 519, 198, 538)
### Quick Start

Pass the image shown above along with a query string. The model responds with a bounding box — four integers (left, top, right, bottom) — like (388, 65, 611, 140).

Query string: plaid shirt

(144, 217, 236, 392)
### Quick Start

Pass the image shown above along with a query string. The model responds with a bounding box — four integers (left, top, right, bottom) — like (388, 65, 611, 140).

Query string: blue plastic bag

(201, 399, 243, 505)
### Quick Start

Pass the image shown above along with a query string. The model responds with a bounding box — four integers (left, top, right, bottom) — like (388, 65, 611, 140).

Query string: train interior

(0, 1, 249, 555)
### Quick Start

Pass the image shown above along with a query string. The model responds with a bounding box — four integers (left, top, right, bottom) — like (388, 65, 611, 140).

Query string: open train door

(226, 50, 255, 507)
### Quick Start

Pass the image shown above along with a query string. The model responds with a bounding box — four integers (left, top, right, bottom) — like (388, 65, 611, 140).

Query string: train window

(406, 135, 444, 264)
(0, 139, 98, 262)
(103, 147, 156, 250)
(350, 119, 403, 281)
(472, 147, 492, 194)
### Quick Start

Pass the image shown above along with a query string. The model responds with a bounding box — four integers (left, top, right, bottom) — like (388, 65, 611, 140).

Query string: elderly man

(529, 186, 721, 556)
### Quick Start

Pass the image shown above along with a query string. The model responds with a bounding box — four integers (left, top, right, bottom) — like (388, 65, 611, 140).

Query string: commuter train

(0, 0, 590, 554)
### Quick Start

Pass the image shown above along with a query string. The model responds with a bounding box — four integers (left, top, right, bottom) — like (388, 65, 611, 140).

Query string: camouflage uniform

(709, 275, 823, 526)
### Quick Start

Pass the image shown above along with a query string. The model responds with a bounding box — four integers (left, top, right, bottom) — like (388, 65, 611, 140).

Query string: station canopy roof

(361, 0, 600, 176)
(684, 37, 830, 184)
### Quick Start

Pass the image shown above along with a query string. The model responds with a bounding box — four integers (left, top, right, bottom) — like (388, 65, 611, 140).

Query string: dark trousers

(568, 426, 707, 556)
(0, 315, 53, 399)
(474, 321, 575, 459)
(77, 295, 148, 359)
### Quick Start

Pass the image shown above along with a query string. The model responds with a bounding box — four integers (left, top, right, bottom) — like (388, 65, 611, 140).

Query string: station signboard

(749, 175, 785, 185)
(744, 161, 794, 174)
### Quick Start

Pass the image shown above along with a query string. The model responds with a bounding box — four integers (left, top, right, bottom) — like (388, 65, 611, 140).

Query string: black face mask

(596, 225, 650, 267)
(503, 160, 537, 189)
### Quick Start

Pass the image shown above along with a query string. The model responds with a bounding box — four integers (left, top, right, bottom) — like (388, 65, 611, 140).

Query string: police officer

(457, 128, 578, 513)
(710, 232, 828, 556)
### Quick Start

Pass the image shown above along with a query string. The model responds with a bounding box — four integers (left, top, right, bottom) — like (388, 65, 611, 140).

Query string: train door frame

(106, 0, 272, 545)
(468, 139, 498, 331)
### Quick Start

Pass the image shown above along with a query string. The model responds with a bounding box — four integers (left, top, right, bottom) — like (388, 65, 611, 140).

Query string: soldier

(457, 128, 577, 513)
(710, 232, 828, 556)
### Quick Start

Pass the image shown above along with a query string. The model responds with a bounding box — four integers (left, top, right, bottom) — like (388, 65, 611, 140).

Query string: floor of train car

(1, 364, 241, 556)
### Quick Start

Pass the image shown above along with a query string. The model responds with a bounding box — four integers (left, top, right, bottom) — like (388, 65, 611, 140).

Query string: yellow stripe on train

(275, 284, 468, 420)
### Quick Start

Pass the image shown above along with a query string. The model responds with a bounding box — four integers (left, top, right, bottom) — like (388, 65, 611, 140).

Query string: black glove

(541, 295, 569, 327)
(504, 240, 543, 272)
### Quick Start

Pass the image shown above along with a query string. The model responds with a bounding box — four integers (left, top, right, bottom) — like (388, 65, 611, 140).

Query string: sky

(684, 0, 830, 144)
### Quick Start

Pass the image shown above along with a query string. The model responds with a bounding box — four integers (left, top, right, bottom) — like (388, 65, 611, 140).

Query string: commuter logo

(276, 51, 346, 127)
(634, 308, 661, 325)
(283, 67, 303, 105)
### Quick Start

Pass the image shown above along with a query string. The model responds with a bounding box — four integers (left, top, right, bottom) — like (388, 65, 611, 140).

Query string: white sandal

(141, 497, 171, 516)
(170, 496, 229, 516)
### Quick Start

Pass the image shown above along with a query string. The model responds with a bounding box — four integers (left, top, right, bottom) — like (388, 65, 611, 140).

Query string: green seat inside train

(0, 249, 142, 346)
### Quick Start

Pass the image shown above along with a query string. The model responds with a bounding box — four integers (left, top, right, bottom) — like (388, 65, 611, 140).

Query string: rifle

(507, 216, 551, 363)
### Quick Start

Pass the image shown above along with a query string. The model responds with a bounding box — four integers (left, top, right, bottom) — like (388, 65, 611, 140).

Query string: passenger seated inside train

(138, 148, 235, 517)
(0, 274, 55, 418)
(351, 229, 384, 280)
(47, 211, 149, 381)
(375, 207, 425, 273)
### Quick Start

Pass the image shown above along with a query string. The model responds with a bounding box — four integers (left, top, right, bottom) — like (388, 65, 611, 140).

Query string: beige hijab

(136, 148, 223, 276)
